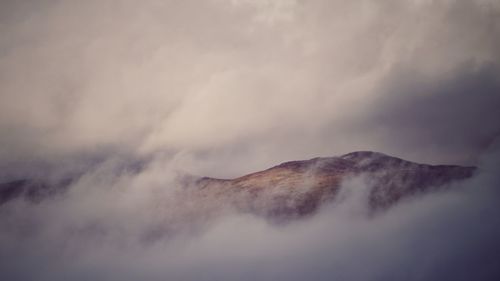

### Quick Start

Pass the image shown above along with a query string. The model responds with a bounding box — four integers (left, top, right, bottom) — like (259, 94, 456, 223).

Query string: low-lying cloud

(1, 144, 499, 281)
(1, 1, 500, 280)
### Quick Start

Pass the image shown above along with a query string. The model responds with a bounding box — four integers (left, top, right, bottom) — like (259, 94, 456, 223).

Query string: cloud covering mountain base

(1, 0, 500, 280)
(1, 146, 499, 281)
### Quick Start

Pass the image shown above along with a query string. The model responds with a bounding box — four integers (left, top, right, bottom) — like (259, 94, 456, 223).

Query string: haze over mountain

(1, 0, 499, 280)
(1, 151, 475, 221)
(0, 148, 497, 281)
(195, 151, 475, 218)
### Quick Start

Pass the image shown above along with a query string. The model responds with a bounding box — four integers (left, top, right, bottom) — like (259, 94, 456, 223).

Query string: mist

(1, 143, 499, 281)
(1, 0, 500, 280)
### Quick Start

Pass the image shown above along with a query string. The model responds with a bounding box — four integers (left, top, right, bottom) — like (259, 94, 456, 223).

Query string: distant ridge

(195, 151, 475, 218)
(1, 151, 476, 220)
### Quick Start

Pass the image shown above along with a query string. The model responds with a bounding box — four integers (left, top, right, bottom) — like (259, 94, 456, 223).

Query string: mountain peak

(341, 151, 389, 160)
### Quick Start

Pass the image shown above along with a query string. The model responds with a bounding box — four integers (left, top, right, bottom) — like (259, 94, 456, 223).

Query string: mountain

(192, 151, 475, 219)
(0, 151, 475, 220)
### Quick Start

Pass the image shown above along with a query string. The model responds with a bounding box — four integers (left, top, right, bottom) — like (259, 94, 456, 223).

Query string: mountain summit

(194, 151, 475, 218)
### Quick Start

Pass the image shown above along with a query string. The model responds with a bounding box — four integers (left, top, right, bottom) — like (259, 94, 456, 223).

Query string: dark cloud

(359, 63, 500, 165)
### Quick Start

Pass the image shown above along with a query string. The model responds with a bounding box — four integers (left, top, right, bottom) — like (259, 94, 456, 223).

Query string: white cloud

(1, 0, 499, 175)
(1, 143, 499, 280)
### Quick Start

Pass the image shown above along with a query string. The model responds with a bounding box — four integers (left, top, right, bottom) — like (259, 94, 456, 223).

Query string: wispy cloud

(1, 143, 499, 280)
(0, 0, 499, 177)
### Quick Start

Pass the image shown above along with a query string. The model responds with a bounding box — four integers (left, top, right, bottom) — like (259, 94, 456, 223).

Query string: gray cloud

(0, 142, 499, 281)
(0, 0, 499, 177)
(1, 1, 500, 279)
(350, 63, 500, 165)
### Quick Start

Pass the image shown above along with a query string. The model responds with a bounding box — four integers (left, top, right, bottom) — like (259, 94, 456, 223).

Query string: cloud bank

(0, 0, 499, 178)
(0, 143, 499, 281)
(1, 1, 500, 280)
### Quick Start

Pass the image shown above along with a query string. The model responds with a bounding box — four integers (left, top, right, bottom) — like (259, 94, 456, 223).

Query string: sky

(1, 1, 500, 280)
(0, 0, 499, 178)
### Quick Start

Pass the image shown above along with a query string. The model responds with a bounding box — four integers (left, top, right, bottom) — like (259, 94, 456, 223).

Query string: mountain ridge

(0, 151, 476, 219)
(190, 151, 476, 218)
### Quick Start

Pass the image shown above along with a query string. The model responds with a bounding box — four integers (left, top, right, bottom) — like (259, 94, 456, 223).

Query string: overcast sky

(1, 0, 499, 178)
(1, 2, 500, 280)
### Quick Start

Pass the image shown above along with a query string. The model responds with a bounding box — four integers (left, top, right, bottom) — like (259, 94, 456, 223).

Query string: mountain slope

(0, 151, 476, 220)
(194, 151, 475, 218)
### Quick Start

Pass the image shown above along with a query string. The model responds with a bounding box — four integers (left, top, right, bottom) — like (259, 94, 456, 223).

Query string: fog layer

(1, 1, 499, 280)
(1, 144, 499, 281)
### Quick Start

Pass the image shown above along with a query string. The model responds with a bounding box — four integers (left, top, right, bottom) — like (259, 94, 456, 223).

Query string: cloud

(1, 1, 500, 279)
(0, 142, 499, 281)
(352, 63, 500, 165)
(0, 0, 499, 177)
